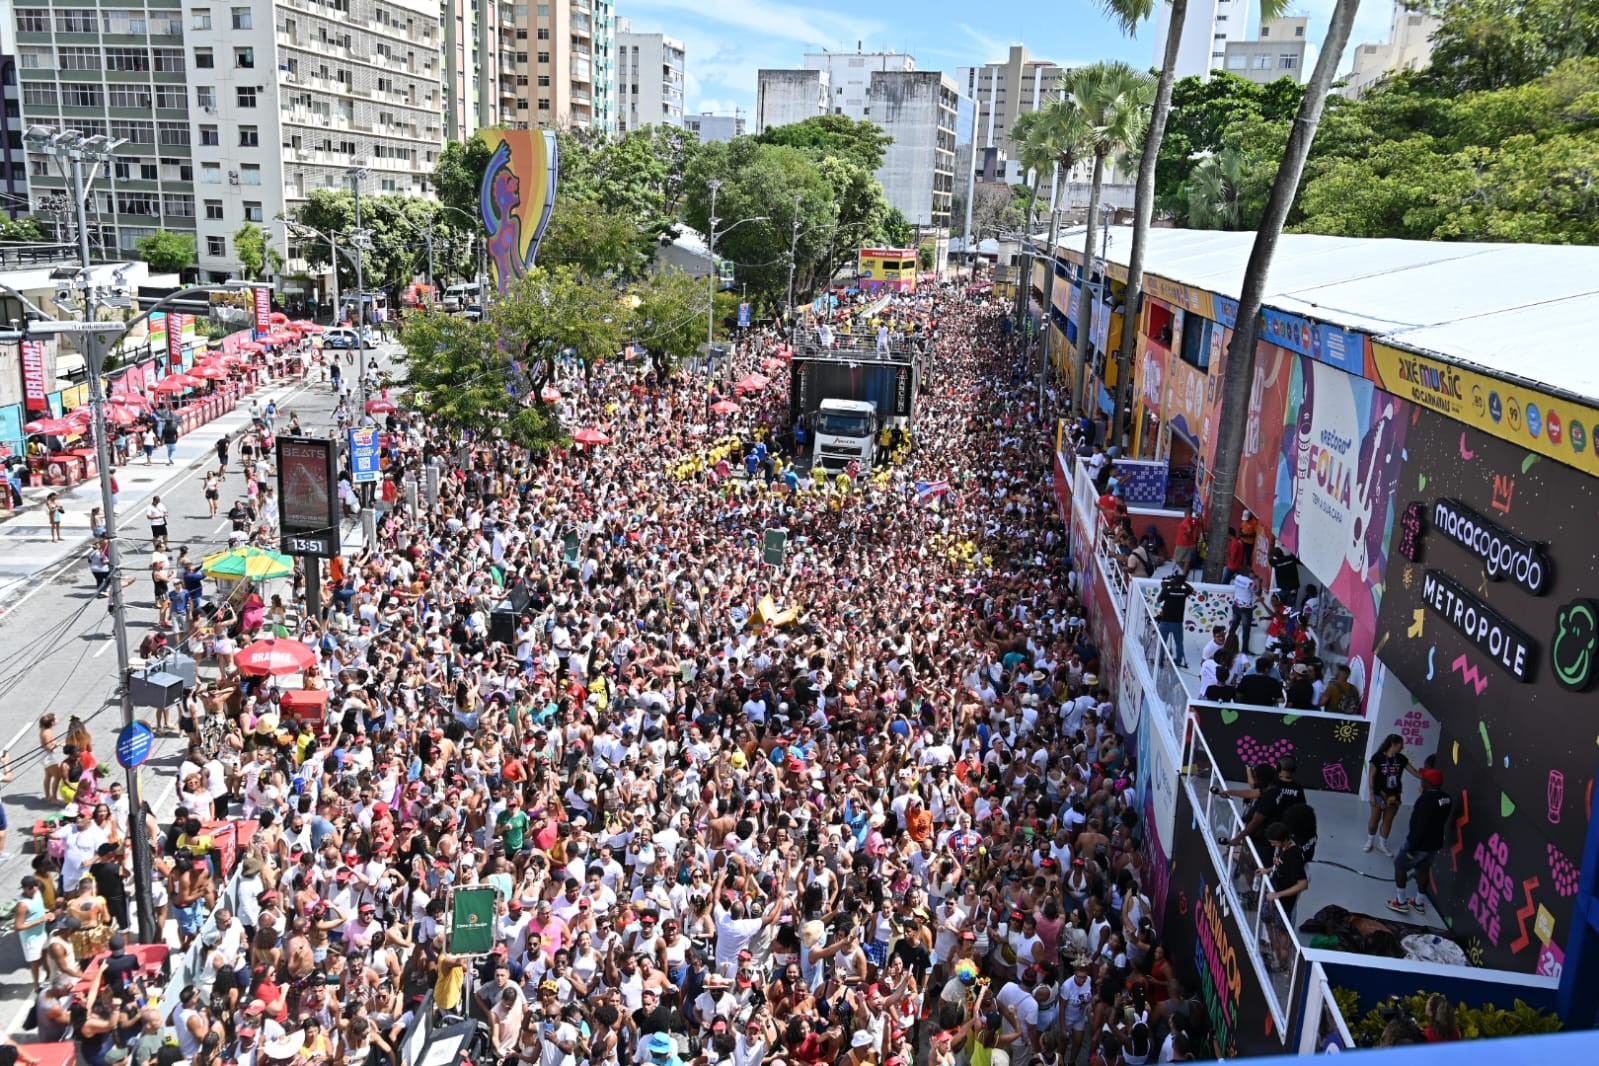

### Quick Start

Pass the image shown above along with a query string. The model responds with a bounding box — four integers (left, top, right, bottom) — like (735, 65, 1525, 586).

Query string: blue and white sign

(115, 721, 155, 769)
(737, 302, 751, 328)
(348, 427, 381, 485)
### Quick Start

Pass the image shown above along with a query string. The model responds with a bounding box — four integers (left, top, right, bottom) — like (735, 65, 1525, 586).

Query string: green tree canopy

(291, 190, 439, 291)
(135, 231, 197, 273)
(755, 115, 894, 171)
(630, 267, 710, 375)
(431, 137, 492, 227)
(1426, 0, 1599, 93)
(539, 194, 647, 278)
(1154, 72, 1306, 206)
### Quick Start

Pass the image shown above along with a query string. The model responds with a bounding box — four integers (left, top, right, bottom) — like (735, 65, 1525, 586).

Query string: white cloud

(954, 22, 1012, 62)
(621, 0, 883, 49)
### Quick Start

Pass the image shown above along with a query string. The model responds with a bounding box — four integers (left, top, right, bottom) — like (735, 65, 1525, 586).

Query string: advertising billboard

(1374, 407, 1599, 974)
(275, 436, 340, 558)
(479, 128, 560, 294)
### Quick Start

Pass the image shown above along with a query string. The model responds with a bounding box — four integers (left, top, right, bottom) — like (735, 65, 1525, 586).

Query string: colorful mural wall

(1374, 407, 1598, 975)
(479, 128, 560, 294)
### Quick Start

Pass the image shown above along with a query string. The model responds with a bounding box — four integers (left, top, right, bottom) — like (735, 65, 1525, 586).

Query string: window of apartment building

(537, 51, 549, 64)
(196, 86, 217, 108)
(154, 48, 186, 72)
(199, 125, 219, 145)
(18, 48, 48, 69)
(117, 192, 160, 216)
(141, 161, 159, 179)
(1254, 55, 1272, 69)
(1227, 55, 1247, 69)
(56, 9, 98, 32)
(536, 28, 549, 39)
(237, 86, 258, 107)
(201, 162, 222, 182)
(17, 9, 49, 32)
(206, 236, 226, 257)
(106, 47, 150, 71)
(106, 10, 149, 33)
(235, 47, 255, 68)
(537, 97, 549, 110)
(535, 74, 549, 87)
(516, 28, 527, 39)
(113, 158, 132, 180)
(58, 47, 100, 70)
(108, 87, 147, 109)
(159, 121, 190, 145)
(1297, 24, 1307, 35)
(231, 6, 251, 29)
(164, 194, 195, 217)
(240, 164, 261, 185)
(195, 47, 215, 68)
(62, 83, 103, 107)
(1280, 54, 1299, 68)
(204, 199, 224, 219)
(192, 7, 212, 28)
(111, 120, 156, 143)
(156, 86, 187, 109)
(243, 201, 263, 222)
(239, 125, 259, 146)
(338, 140, 355, 154)
(23, 84, 56, 107)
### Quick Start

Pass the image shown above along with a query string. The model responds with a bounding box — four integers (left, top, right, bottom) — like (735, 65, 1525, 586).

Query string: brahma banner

(20, 340, 48, 412)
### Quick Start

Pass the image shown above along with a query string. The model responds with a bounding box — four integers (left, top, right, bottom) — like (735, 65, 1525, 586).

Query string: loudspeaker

(129, 670, 184, 708)
(489, 604, 517, 645)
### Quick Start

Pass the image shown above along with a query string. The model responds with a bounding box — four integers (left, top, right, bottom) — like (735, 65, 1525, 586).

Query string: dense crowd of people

(17, 289, 1227, 1066)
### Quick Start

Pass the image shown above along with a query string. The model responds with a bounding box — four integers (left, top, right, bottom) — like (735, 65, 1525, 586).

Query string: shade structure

(236, 341, 265, 352)
(24, 417, 74, 435)
(190, 363, 229, 380)
(710, 399, 741, 416)
(572, 428, 610, 445)
(293, 321, 324, 333)
(235, 638, 317, 676)
(365, 398, 397, 414)
(109, 391, 152, 410)
(734, 373, 770, 393)
(540, 386, 562, 404)
(203, 546, 295, 581)
(761, 357, 785, 370)
(102, 405, 139, 426)
(268, 312, 289, 324)
(152, 374, 201, 393)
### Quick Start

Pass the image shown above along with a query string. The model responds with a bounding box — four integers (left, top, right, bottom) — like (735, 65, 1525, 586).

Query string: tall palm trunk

(1110, 0, 1188, 452)
(1016, 169, 1045, 327)
(1074, 151, 1106, 414)
(1202, 0, 1364, 582)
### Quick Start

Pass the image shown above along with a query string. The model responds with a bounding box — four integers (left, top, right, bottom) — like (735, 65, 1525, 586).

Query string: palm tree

(1202, 0, 1365, 581)
(1184, 148, 1251, 229)
(1010, 110, 1057, 235)
(1102, 0, 1288, 447)
(1069, 62, 1155, 413)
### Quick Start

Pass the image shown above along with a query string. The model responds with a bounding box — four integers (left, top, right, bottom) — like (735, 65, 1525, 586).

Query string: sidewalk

(0, 372, 322, 609)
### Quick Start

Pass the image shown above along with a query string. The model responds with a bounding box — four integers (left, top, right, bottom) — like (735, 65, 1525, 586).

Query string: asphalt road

(0, 340, 402, 1036)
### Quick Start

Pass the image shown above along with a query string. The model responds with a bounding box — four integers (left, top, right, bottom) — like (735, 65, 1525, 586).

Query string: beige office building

(955, 46, 1066, 181)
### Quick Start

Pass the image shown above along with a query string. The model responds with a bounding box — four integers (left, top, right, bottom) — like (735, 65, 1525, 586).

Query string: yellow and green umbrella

(202, 546, 294, 581)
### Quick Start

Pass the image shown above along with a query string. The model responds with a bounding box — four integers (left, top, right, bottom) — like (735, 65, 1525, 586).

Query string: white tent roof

(1050, 226, 1599, 404)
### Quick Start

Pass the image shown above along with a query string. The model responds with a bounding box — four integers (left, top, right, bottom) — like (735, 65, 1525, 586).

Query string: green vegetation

(134, 231, 197, 273)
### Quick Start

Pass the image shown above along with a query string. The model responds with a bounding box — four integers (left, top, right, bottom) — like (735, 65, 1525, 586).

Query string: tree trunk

(1111, 0, 1187, 453)
(1015, 170, 1045, 329)
(1201, 0, 1364, 583)
(1073, 152, 1106, 414)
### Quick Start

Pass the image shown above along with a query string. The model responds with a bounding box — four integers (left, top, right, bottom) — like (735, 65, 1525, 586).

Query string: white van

(443, 282, 482, 312)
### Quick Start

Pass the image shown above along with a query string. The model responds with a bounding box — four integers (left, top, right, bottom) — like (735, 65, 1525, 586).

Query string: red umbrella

(236, 341, 265, 353)
(761, 357, 785, 370)
(24, 417, 74, 435)
(734, 373, 770, 393)
(540, 386, 562, 404)
(269, 312, 289, 325)
(711, 399, 741, 416)
(190, 364, 229, 380)
(572, 428, 610, 445)
(109, 391, 152, 409)
(103, 404, 139, 426)
(152, 374, 200, 394)
(365, 398, 397, 414)
(236, 638, 317, 676)
(293, 321, 325, 333)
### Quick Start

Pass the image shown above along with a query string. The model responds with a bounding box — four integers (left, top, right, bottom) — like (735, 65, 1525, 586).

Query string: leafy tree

(1154, 73, 1306, 206)
(0, 217, 46, 242)
(395, 310, 565, 452)
(291, 190, 437, 292)
(1426, 0, 1599, 93)
(591, 126, 700, 235)
(540, 194, 647, 278)
(233, 221, 282, 280)
(491, 265, 631, 377)
(956, 181, 1026, 243)
(756, 115, 894, 171)
(1174, 115, 1287, 228)
(881, 208, 914, 247)
(431, 138, 493, 226)
(630, 267, 709, 375)
(135, 231, 197, 273)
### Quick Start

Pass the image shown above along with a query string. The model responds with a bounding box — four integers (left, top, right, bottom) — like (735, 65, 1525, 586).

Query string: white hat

(851, 1031, 875, 1049)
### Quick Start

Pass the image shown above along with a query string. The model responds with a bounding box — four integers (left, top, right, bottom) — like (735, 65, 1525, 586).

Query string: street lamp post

(705, 179, 721, 358)
(279, 217, 341, 326)
(786, 193, 802, 334)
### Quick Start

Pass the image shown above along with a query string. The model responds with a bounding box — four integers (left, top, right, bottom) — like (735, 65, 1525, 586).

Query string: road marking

(95, 636, 117, 658)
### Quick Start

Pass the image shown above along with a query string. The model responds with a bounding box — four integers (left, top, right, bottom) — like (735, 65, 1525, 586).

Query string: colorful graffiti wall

(1374, 408, 1597, 975)
(479, 128, 560, 294)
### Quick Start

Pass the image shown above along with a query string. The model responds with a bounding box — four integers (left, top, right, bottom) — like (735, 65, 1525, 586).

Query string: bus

(857, 247, 918, 294)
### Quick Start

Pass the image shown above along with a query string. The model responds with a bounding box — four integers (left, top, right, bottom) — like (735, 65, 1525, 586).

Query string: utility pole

(706, 178, 721, 360)
(787, 192, 801, 335)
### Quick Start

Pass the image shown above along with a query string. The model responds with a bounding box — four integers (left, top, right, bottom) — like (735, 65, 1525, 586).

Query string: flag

(916, 479, 950, 505)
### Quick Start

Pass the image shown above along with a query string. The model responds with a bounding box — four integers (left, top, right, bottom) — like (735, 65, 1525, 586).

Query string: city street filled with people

(10, 289, 1207, 1066)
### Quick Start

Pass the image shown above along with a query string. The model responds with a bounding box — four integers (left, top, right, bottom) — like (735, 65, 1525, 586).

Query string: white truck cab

(812, 398, 879, 471)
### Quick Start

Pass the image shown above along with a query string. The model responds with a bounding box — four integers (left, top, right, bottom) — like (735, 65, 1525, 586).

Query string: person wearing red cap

(1389, 767, 1453, 915)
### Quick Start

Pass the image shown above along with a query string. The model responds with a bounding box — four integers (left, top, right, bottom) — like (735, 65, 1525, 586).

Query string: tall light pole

(705, 179, 721, 357)
(346, 167, 369, 342)
(279, 217, 341, 325)
(786, 192, 802, 333)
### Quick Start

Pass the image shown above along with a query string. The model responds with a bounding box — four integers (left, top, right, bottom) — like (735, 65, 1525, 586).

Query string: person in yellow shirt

(434, 947, 466, 1013)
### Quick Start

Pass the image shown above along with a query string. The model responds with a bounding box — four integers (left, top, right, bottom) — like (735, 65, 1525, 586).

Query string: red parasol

(190, 364, 229, 380)
(24, 417, 74, 435)
(710, 399, 741, 416)
(540, 386, 562, 404)
(734, 373, 770, 393)
(365, 398, 398, 414)
(572, 428, 610, 445)
(235, 638, 317, 676)
(153, 374, 202, 393)
(109, 392, 152, 410)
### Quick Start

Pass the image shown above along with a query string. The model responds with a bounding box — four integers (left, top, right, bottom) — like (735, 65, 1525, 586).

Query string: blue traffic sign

(115, 721, 155, 769)
(737, 302, 751, 328)
(349, 428, 381, 485)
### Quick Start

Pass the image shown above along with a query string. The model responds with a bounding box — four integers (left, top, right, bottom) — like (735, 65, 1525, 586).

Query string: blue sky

(617, 0, 1400, 117)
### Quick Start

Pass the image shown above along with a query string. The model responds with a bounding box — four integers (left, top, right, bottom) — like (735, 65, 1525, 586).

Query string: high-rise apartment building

(757, 50, 956, 232)
(955, 46, 1065, 171)
(615, 18, 682, 132)
(15, 0, 444, 280)
(1343, 1, 1441, 97)
(683, 111, 743, 142)
(1221, 17, 1308, 85)
(0, 0, 29, 218)
(1152, 0, 1250, 81)
(506, 0, 615, 133)
(441, 0, 508, 140)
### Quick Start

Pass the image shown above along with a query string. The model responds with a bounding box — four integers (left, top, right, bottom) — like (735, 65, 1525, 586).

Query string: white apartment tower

(955, 45, 1067, 177)
(15, 0, 444, 281)
(615, 18, 683, 131)
(1152, 0, 1251, 81)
